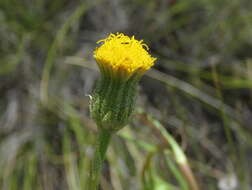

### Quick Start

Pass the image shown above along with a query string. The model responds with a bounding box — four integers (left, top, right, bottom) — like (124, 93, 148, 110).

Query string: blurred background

(0, 0, 252, 189)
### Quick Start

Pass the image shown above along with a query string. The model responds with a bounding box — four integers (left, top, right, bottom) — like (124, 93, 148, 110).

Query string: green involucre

(90, 72, 140, 131)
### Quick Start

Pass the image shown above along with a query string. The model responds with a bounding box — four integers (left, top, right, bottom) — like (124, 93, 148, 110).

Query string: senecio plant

(88, 33, 156, 189)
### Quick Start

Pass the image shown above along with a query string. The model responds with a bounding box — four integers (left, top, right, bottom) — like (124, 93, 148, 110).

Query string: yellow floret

(94, 33, 156, 78)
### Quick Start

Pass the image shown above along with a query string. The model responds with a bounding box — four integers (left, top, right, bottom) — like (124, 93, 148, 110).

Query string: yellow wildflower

(94, 33, 156, 78)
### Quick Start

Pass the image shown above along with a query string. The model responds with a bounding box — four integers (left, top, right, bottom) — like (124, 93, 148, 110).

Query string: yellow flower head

(94, 33, 156, 79)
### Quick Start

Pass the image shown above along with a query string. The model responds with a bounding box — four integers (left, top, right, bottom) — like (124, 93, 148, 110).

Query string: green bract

(90, 72, 140, 132)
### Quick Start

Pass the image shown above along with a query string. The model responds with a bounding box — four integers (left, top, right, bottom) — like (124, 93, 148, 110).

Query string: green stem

(88, 129, 112, 190)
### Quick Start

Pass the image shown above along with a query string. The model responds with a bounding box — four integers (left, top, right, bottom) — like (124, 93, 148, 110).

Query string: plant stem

(88, 129, 112, 190)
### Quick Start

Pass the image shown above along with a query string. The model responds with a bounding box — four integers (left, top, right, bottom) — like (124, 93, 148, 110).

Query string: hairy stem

(88, 129, 112, 190)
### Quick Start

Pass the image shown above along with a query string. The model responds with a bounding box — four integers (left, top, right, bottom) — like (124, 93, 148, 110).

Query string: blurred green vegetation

(0, 0, 252, 189)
